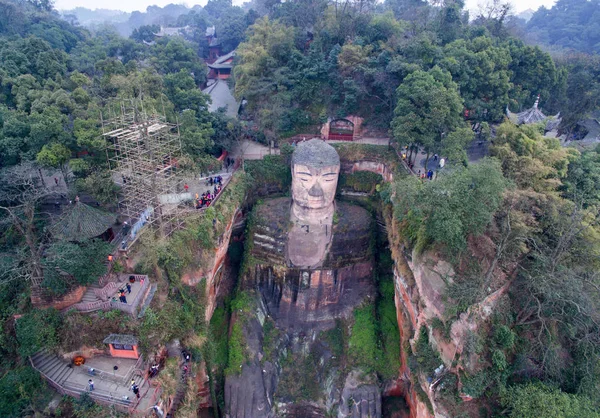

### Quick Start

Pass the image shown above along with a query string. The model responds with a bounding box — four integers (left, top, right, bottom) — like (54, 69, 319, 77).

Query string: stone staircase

(30, 351, 74, 387)
(80, 283, 101, 304)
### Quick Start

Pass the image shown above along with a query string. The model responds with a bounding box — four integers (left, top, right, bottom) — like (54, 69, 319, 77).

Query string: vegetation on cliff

(390, 120, 600, 414)
(0, 0, 599, 415)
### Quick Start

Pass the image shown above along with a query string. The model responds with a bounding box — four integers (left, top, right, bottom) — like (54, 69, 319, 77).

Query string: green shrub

(230, 291, 255, 319)
(502, 382, 600, 418)
(225, 322, 246, 375)
(0, 366, 45, 417)
(492, 349, 509, 371)
(208, 306, 229, 371)
(494, 325, 516, 350)
(16, 308, 63, 358)
(461, 370, 490, 399)
(245, 155, 291, 192)
(377, 280, 401, 379)
(321, 321, 345, 360)
(338, 171, 383, 193)
(463, 330, 483, 357)
(348, 304, 380, 372)
(413, 326, 442, 375)
(41, 239, 113, 296)
(262, 318, 279, 362)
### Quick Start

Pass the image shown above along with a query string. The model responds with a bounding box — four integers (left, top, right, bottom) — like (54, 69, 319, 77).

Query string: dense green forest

(0, 0, 599, 416)
(526, 0, 600, 55)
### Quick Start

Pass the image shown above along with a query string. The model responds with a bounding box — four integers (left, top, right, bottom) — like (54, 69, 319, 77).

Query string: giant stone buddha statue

(225, 139, 381, 418)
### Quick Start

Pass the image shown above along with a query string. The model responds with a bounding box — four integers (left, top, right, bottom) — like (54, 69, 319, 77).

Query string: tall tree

(391, 66, 464, 165)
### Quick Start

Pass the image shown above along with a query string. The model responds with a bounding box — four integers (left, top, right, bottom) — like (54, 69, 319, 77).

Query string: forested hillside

(0, 0, 599, 416)
(527, 0, 600, 55)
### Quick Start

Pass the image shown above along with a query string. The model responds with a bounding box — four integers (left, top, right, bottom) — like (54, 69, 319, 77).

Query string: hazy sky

(55, 0, 557, 15)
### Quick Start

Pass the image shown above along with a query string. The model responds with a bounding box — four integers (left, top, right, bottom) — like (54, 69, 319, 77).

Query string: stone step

(32, 352, 74, 385)
(53, 364, 74, 384)
(39, 356, 61, 373)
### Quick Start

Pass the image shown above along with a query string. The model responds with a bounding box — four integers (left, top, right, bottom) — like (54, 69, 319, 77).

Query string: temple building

(153, 25, 191, 38)
(207, 51, 235, 80)
(506, 95, 562, 133)
(103, 334, 140, 359)
(50, 199, 117, 242)
(206, 26, 222, 62)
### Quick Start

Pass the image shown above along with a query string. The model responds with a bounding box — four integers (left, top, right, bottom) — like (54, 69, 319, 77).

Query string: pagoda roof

(103, 334, 138, 345)
(207, 51, 235, 70)
(50, 201, 116, 242)
(506, 96, 561, 130)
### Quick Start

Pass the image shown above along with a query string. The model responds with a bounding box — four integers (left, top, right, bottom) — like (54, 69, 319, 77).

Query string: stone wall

(30, 285, 86, 310)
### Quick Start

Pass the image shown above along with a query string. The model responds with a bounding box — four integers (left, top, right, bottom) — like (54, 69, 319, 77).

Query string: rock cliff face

(224, 198, 381, 418)
(384, 209, 511, 418)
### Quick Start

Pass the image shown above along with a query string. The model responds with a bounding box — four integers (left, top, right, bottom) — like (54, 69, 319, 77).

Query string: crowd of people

(195, 176, 224, 209)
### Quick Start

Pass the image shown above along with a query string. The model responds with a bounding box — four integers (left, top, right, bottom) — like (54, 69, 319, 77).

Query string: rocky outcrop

(180, 208, 243, 320)
(384, 207, 513, 417)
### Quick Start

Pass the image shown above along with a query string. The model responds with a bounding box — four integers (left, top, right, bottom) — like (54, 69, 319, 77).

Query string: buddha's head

(291, 139, 340, 218)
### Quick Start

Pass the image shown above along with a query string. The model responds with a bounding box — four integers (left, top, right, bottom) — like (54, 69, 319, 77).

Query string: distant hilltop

(516, 8, 535, 22)
(59, 7, 130, 27)
(59, 4, 200, 37)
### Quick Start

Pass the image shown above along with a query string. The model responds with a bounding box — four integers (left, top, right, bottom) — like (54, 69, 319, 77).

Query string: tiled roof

(103, 334, 138, 345)
(202, 80, 239, 118)
(507, 101, 561, 130)
(208, 51, 235, 70)
(50, 202, 116, 242)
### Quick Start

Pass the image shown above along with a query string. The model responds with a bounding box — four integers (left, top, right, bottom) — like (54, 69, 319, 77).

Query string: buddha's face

(291, 163, 339, 210)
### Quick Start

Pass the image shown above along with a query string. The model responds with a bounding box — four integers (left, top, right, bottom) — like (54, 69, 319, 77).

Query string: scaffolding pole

(103, 100, 185, 244)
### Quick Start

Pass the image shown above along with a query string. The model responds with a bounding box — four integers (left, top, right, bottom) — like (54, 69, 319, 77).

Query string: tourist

(209, 177, 213, 185)
(132, 384, 140, 399)
(54, 177, 58, 186)
(150, 364, 159, 378)
(119, 292, 127, 303)
(434, 153, 438, 161)
(152, 405, 165, 417)
(88, 379, 94, 391)
(183, 183, 189, 192)
(126, 283, 131, 294)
